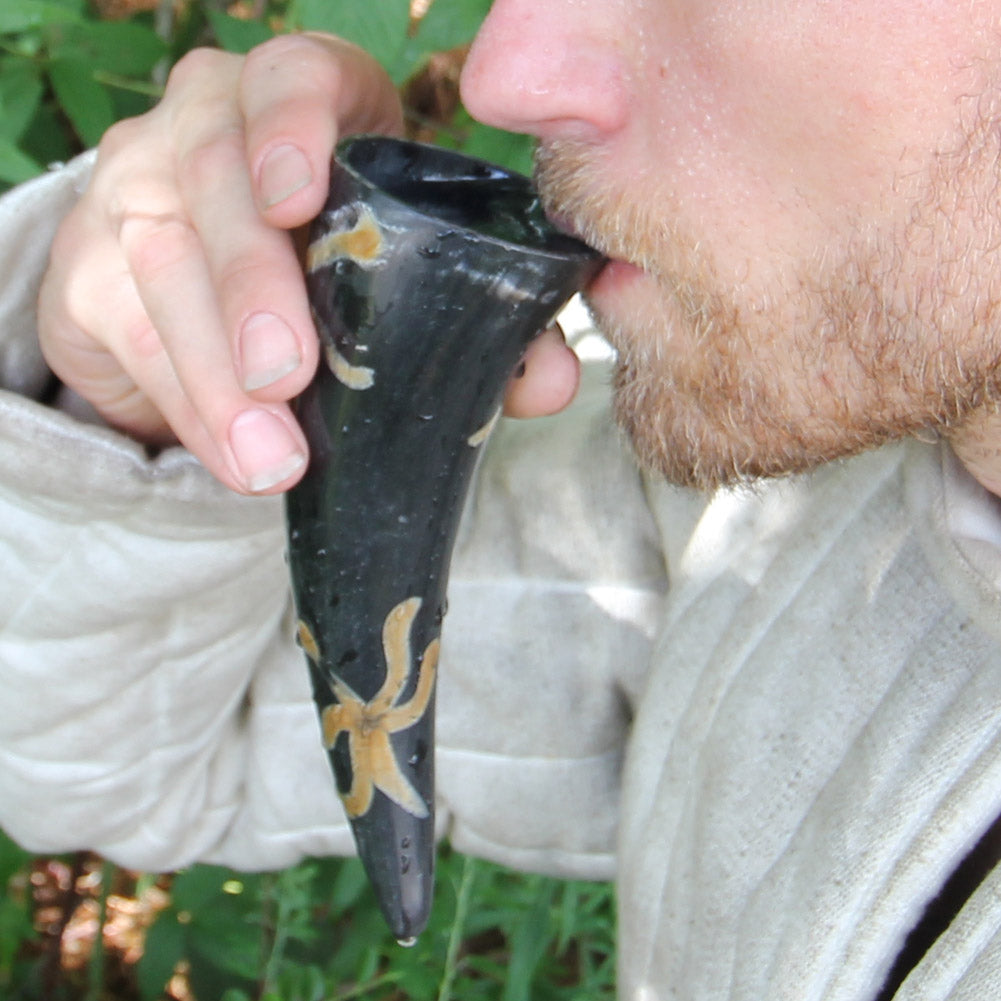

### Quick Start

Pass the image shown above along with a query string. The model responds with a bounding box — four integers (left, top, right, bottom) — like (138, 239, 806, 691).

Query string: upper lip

(542, 203, 647, 280)
(546, 211, 612, 263)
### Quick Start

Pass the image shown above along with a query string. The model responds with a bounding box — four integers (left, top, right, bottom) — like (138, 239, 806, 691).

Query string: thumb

(503, 325, 581, 419)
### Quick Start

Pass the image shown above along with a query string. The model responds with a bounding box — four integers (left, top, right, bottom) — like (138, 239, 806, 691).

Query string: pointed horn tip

(381, 883, 433, 943)
(347, 801, 436, 943)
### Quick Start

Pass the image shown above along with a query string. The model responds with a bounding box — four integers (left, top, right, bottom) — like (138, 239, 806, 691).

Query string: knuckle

(44, 218, 113, 332)
(119, 212, 198, 286)
(122, 312, 165, 362)
(95, 115, 146, 163)
(217, 252, 275, 302)
(243, 33, 348, 103)
(174, 129, 243, 193)
(166, 46, 232, 90)
(243, 33, 329, 77)
(47, 209, 83, 265)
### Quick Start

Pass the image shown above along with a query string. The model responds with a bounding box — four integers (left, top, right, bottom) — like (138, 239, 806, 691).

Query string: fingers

(241, 33, 405, 227)
(115, 207, 310, 494)
(163, 81, 320, 403)
(38, 35, 404, 495)
(503, 325, 581, 418)
(50, 57, 311, 493)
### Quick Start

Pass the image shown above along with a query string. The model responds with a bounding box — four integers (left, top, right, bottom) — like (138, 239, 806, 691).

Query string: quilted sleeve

(0, 161, 665, 879)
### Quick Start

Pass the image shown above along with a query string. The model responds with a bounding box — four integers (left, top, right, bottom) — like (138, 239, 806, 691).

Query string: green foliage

(0, 832, 36, 992)
(0, 0, 166, 185)
(283, 0, 490, 83)
(0, 825, 615, 999)
(282, 0, 533, 173)
(128, 847, 617, 1001)
(0, 0, 534, 193)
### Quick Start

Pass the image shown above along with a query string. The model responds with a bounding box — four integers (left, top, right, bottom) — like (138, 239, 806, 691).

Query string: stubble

(534, 95, 1001, 491)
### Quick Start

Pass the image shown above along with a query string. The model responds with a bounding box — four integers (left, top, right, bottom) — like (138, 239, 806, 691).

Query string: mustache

(532, 140, 704, 286)
(532, 139, 722, 323)
(533, 141, 647, 265)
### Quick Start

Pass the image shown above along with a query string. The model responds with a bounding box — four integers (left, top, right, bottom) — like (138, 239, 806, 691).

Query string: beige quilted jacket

(4, 157, 1001, 1001)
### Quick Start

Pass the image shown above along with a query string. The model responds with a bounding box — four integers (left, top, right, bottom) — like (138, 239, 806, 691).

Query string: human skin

(38, 3, 1001, 495)
(462, 0, 1001, 492)
(36, 34, 580, 495)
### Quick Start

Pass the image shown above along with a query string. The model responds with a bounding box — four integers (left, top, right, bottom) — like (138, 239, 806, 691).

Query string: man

(3, 2, 1001, 997)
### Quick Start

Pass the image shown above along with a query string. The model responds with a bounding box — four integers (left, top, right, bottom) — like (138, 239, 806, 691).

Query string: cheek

(627, 2, 991, 263)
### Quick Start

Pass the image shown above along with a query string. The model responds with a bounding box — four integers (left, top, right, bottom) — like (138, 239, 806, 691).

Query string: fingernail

(259, 144, 312, 209)
(240, 312, 301, 391)
(229, 408, 306, 492)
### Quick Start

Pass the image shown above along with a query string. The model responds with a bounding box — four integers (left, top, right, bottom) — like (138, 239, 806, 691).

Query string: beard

(534, 113, 1001, 492)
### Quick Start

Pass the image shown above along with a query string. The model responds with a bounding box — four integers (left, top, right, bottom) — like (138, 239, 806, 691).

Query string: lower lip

(587, 259, 645, 304)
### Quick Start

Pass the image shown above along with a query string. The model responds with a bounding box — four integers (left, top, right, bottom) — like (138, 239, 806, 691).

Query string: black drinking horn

(284, 135, 604, 943)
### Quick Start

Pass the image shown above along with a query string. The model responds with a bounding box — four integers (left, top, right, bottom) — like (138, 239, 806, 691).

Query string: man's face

(461, 1, 1001, 489)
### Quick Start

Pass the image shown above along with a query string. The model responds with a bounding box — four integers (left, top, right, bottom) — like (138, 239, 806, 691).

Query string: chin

(579, 261, 891, 491)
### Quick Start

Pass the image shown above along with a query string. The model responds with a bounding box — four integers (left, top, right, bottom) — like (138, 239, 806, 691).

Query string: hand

(37, 33, 580, 495)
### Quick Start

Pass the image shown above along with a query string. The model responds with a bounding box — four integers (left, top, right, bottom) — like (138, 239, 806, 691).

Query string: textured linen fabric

(0, 158, 664, 878)
(619, 441, 1001, 1001)
(6, 158, 1001, 1001)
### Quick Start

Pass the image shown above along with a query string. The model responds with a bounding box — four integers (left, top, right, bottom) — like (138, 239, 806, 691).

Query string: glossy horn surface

(285, 135, 604, 941)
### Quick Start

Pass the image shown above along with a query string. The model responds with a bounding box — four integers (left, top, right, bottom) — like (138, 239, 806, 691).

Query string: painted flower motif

(319, 596, 438, 819)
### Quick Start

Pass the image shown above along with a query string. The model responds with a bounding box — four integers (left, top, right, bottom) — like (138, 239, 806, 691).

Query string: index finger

(239, 33, 405, 228)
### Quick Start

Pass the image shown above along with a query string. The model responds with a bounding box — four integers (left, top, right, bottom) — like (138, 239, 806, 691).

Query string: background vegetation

(0, 0, 536, 190)
(0, 1, 615, 998)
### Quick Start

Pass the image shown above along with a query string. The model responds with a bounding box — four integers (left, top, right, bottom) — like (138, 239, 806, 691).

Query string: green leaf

(168, 869, 262, 981)
(272, 963, 326, 1001)
(555, 881, 580, 955)
(47, 19, 168, 77)
(0, 0, 82, 34)
(501, 879, 557, 1001)
(0, 895, 36, 978)
(208, 10, 274, 54)
(436, 109, 536, 176)
(288, 0, 415, 82)
(18, 99, 74, 166)
(0, 831, 32, 886)
(412, 0, 492, 52)
(136, 910, 186, 1001)
(220, 989, 254, 1001)
(0, 62, 43, 142)
(47, 57, 115, 147)
(326, 856, 371, 916)
(0, 137, 43, 183)
(189, 904, 262, 980)
(169, 865, 239, 913)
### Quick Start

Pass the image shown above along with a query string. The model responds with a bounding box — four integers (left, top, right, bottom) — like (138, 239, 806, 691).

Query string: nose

(460, 0, 631, 143)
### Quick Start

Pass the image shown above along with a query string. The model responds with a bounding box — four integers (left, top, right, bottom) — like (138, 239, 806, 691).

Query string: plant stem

(84, 860, 113, 1001)
(331, 971, 404, 1000)
(152, 0, 174, 87)
(260, 881, 288, 996)
(436, 855, 476, 1001)
(91, 70, 164, 98)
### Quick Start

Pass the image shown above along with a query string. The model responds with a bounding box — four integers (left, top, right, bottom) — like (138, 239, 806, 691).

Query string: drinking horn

(284, 135, 603, 942)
